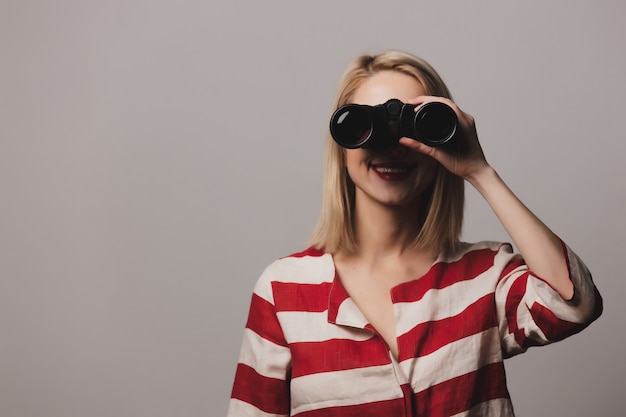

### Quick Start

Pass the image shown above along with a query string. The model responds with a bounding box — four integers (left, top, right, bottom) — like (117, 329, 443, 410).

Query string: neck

(351, 193, 425, 259)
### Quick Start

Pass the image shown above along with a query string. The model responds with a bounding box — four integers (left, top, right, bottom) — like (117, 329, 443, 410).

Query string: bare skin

(334, 71, 574, 358)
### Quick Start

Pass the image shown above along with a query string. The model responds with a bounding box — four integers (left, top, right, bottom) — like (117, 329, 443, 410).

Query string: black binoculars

(329, 98, 457, 149)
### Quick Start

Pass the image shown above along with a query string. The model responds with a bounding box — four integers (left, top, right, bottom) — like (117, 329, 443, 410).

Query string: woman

(227, 50, 602, 416)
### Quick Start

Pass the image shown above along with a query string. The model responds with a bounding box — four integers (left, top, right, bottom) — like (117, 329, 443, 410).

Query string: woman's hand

(399, 96, 490, 181)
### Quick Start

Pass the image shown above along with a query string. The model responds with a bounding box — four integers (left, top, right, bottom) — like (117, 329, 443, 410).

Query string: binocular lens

(414, 102, 457, 145)
(330, 106, 372, 148)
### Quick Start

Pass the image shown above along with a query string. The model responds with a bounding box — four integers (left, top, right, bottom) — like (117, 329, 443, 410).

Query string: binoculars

(329, 98, 457, 149)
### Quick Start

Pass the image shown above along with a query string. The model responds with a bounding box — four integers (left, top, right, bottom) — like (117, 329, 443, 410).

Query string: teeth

(374, 166, 408, 174)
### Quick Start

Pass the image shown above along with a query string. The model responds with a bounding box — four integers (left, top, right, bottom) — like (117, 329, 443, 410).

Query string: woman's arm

(466, 166, 574, 299)
(400, 96, 573, 299)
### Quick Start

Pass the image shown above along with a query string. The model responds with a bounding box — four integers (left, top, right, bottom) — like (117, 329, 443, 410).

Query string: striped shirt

(227, 241, 602, 416)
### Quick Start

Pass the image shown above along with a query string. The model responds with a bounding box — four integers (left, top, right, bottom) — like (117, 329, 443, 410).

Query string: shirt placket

(327, 275, 415, 416)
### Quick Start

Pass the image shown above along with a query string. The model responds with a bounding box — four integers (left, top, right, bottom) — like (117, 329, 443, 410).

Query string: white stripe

(395, 243, 517, 338)
(290, 364, 403, 415)
(519, 279, 549, 342)
(267, 254, 335, 284)
(528, 274, 595, 323)
(398, 327, 503, 393)
(226, 398, 287, 417)
(395, 265, 499, 337)
(286, 253, 335, 282)
(496, 244, 596, 351)
(499, 277, 551, 352)
(335, 297, 370, 328)
(277, 310, 373, 343)
(563, 244, 598, 320)
(440, 241, 500, 264)
(238, 328, 291, 379)
(494, 257, 526, 354)
(449, 397, 514, 417)
(253, 254, 335, 304)
(493, 255, 524, 313)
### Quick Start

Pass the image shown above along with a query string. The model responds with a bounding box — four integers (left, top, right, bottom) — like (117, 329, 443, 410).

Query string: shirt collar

(327, 260, 370, 329)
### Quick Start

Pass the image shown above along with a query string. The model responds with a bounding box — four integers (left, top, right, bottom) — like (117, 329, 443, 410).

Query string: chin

(375, 192, 421, 208)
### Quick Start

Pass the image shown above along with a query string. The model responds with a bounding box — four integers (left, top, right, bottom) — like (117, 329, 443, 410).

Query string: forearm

(467, 166, 575, 300)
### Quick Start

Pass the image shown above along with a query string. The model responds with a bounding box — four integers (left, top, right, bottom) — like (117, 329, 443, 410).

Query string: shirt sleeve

(227, 265, 292, 417)
(495, 241, 603, 358)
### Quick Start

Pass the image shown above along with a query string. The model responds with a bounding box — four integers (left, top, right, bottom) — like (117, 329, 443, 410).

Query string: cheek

(413, 155, 439, 187)
(344, 149, 369, 171)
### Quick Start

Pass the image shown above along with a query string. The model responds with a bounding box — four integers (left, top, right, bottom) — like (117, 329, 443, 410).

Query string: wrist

(465, 164, 497, 189)
(464, 164, 498, 187)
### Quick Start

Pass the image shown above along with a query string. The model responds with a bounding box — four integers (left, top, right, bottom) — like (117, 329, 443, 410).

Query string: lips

(371, 162, 414, 181)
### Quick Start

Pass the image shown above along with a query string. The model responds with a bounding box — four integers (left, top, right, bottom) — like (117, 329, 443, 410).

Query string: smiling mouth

(370, 163, 415, 181)
(373, 166, 409, 174)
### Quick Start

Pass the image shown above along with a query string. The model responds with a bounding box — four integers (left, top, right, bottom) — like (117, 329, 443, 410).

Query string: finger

(398, 137, 438, 158)
(404, 96, 429, 105)
(405, 95, 443, 106)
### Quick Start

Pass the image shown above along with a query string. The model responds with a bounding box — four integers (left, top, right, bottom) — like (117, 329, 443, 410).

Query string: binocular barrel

(329, 99, 457, 149)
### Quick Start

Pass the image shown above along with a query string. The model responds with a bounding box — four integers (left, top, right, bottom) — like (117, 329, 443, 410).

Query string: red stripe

(327, 275, 350, 324)
(397, 294, 497, 361)
(272, 282, 333, 312)
(511, 328, 543, 353)
(504, 272, 529, 347)
(530, 301, 592, 342)
(293, 364, 509, 417)
(283, 246, 326, 258)
(290, 337, 390, 378)
(392, 247, 498, 303)
(401, 383, 415, 414)
(414, 362, 510, 416)
(503, 273, 556, 351)
(499, 256, 526, 282)
(246, 294, 288, 346)
(231, 363, 290, 415)
(294, 395, 408, 417)
(504, 274, 601, 350)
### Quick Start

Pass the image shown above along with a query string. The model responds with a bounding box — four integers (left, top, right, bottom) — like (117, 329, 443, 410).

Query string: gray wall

(1, 1, 624, 416)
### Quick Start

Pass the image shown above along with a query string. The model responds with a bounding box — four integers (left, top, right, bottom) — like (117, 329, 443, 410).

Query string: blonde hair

(309, 50, 464, 255)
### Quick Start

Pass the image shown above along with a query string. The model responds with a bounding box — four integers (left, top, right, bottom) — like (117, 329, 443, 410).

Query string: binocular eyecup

(329, 98, 457, 149)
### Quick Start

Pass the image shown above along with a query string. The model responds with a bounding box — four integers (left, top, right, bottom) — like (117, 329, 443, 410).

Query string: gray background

(1, 1, 624, 416)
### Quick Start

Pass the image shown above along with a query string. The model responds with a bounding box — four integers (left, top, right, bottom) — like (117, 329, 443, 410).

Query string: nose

(383, 144, 409, 157)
